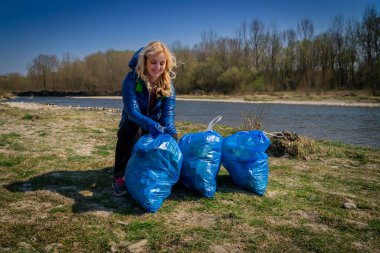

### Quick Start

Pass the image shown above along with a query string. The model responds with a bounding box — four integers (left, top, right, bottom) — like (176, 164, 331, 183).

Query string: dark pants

(113, 120, 178, 178)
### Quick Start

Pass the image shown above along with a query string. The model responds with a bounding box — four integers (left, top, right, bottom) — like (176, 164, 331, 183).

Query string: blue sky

(0, 0, 378, 75)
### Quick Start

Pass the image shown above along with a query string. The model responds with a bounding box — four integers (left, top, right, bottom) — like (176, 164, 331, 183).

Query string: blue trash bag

(125, 134, 183, 212)
(178, 116, 223, 198)
(222, 130, 270, 196)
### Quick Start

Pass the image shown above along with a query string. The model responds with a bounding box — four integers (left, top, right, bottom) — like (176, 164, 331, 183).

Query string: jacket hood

(128, 47, 144, 71)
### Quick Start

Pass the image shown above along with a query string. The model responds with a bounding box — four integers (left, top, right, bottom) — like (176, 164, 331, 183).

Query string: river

(4, 96, 380, 148)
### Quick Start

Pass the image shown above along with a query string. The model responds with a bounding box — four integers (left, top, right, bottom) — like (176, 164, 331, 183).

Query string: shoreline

(68, 96, 380, 108)
(3, 101, 379, 150)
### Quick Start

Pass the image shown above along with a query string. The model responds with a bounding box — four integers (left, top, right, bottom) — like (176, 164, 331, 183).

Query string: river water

(4, 96, 380, 148)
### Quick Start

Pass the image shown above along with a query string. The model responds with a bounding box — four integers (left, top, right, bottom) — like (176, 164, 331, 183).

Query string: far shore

(68, 95, 380, 107)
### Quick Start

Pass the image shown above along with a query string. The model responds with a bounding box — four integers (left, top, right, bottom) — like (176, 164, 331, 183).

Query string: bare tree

(297, 18, 314, 91)
(345, 18, 360, 88)
(265, 24, 282, 90)
(249, 19, 266, 72)
(238, 20, 250, 68)
(60, 52, 75, 90)
(27, 54, 59, 90)
(215, 37, 229, 67)
(84, 52, 109, 91)
(297, 18, 314, 41)
(170, 41, 195, 93)
(314, 33, 334, 91)
(0, 72, 27, 92)
(329, 15, 346, 88)
(226, 37, 241, 67)
(282, 29, 298, 90)
(198, 30, 218, 60)
(358, 4, 379, 95)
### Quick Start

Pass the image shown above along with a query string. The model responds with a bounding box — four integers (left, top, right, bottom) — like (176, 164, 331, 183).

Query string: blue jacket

(120, 48, 177, 133)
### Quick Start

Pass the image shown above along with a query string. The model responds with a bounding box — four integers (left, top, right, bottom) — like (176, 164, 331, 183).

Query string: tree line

(1, 4, 379, 95)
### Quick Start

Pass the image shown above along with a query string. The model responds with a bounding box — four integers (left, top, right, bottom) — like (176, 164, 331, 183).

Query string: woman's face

(146, 52, 166, 83)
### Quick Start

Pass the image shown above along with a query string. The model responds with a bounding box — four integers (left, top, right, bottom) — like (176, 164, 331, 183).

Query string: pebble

(342, 201, 357, 209)
(211, 245, 229, 253)
(128, 239, 148, 253)
(44, 243, 63, 252)
(109, 241, 117, 253)
(18, 242, 34, 250)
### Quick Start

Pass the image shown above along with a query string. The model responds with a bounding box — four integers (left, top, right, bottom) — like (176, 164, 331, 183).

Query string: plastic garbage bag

(178, 116, 223, 197)
(125, 134, 183, 212)
(222, 130, 270, 196)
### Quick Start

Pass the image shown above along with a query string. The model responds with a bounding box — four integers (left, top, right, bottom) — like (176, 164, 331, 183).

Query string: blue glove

(148, 121, 165, 137)
(164, 123, 177, 135)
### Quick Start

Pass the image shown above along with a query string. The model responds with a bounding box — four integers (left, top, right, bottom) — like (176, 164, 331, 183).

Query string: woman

(112, 41, 178, 196)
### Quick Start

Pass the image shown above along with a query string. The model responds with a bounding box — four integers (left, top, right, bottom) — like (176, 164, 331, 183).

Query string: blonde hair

(136, 41, 176, 97)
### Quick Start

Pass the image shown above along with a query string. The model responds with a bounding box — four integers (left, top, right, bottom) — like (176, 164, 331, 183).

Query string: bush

(216, 66, 242, 93)
(267, 131, 318, 159)
(188, 60, 224, 92)
(239, 73, 267, 93)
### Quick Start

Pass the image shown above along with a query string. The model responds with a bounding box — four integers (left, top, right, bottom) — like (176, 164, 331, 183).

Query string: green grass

(38, 130, 48, 137)
(0, 102, 379, 252)
(21, 113, 41, 121)
(368, 219, 380, 233)
(93, 144, 113, 156)
(0, 132, 22, 147)
(49, 206, 70, 213)
(0, 153, 25, 167)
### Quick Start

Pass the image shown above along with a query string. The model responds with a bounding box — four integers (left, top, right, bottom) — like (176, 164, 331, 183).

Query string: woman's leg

(113, 120, 141, 178)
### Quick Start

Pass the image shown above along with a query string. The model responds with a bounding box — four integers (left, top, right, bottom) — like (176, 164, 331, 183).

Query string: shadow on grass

(4, 167, 146, 215)
(4, 168, 259, 215)
(170, 174, 253, 200)
(216, 174, 252, 194)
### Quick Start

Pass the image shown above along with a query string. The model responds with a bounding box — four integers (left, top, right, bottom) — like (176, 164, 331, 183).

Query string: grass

(0, 102, 379, 252)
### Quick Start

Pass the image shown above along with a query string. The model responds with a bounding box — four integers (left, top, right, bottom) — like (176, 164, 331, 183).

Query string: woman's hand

(148, 122, 165, 137)
(164, 123, 176, 135)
